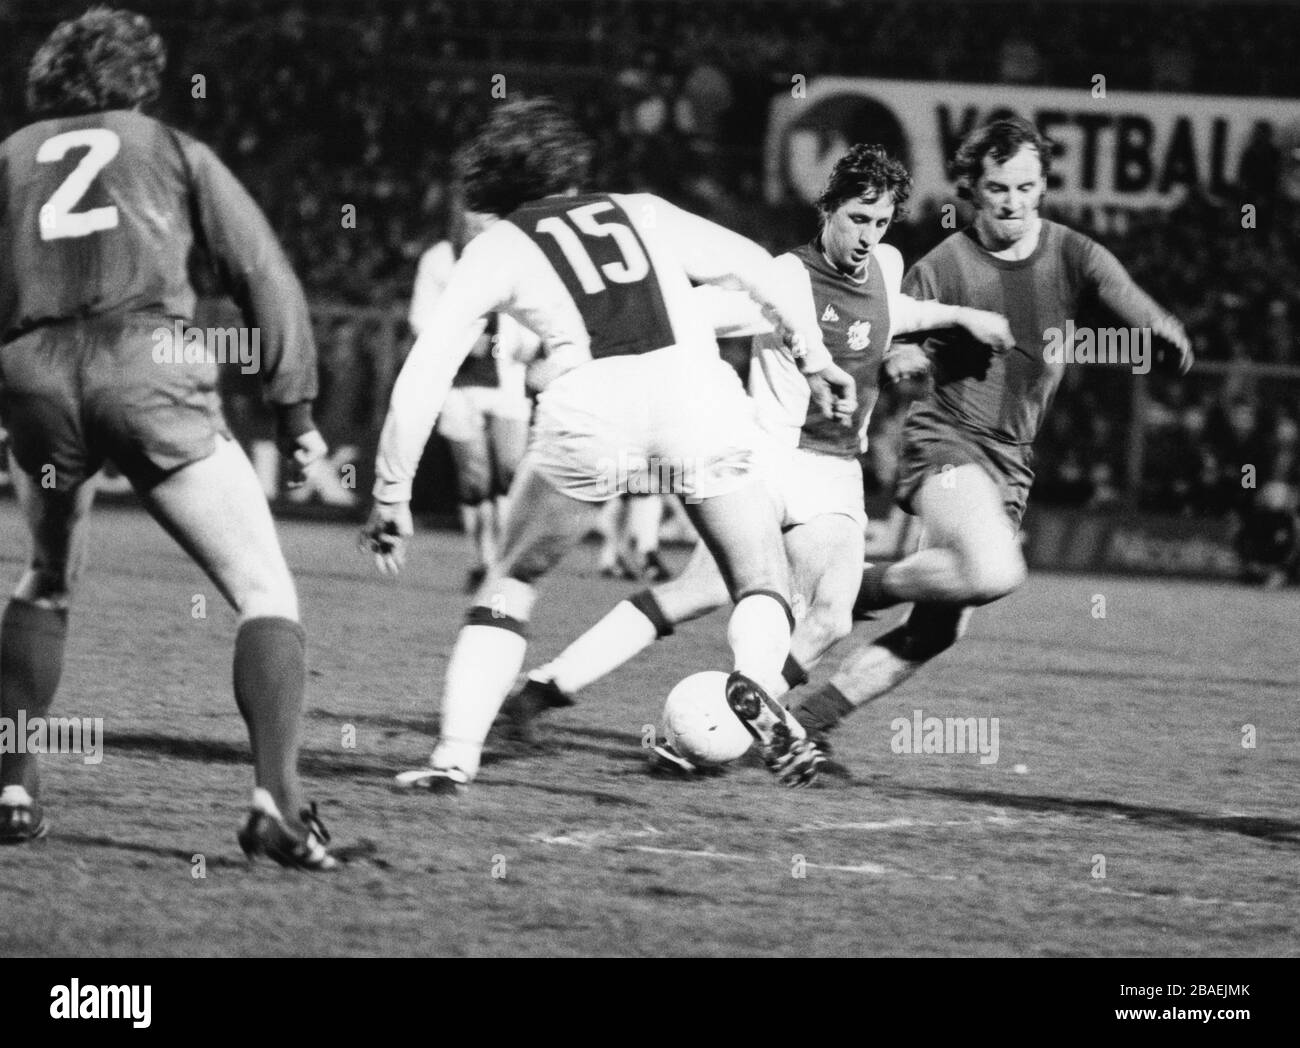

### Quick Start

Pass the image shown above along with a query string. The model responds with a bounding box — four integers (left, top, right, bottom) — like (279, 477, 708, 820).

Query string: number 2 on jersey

(36, 128, 121, 241)
(535, 202, 649, 294)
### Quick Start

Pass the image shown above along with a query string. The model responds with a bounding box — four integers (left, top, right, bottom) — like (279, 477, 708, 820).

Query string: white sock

(436, 620, 529, 779)
(250, 786, 283, 819)
(727, 593, 791, 698)
(534, 600, 660, 695)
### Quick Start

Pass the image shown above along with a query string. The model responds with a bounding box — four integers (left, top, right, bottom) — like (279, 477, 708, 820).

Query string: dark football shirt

(903, 220, 1171, 447)
(0, 109, 316, 408)
(787, 240, 892, 458)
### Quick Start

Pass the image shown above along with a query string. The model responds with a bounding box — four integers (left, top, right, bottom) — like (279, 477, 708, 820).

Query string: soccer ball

(662, 671, 753, 767)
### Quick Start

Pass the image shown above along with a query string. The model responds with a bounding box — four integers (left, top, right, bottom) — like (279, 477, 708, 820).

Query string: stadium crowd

(0, 0, 1296, 573)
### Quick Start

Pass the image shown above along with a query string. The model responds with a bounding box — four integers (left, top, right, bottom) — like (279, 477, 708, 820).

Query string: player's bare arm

(881, 299, 1015, 385)
(892, 297, 1015, 351)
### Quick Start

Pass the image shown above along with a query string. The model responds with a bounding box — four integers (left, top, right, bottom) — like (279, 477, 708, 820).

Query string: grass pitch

(1, 501, 1296, 957)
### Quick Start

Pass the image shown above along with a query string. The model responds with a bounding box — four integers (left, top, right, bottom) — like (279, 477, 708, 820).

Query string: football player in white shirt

(409, 202, 536, 592)
(360, 98, 857, 790)
(500, 146, 1013, 785)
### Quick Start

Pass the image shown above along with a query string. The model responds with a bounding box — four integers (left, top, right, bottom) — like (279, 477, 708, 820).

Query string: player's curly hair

(26, 7, 166, 118)
(817, 144, 912, 220)
(952, 116, 1052, 200)
(457, 97, 593, 216)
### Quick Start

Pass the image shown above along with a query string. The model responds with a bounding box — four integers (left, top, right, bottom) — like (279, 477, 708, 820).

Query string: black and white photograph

(0, 0, 1294, 988)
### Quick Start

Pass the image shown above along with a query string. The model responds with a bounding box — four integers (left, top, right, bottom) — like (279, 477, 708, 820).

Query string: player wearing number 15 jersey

(361, 97, 857, 791)
(0, 8, 333, 868)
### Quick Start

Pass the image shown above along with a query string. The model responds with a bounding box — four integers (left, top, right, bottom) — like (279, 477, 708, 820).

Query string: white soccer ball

(662, 671, 753, 767)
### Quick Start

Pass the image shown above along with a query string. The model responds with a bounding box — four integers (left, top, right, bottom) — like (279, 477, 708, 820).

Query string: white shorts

(767, 445, 867, 531)
(437, 385, 531, 443)
(528, 344, 762, 503)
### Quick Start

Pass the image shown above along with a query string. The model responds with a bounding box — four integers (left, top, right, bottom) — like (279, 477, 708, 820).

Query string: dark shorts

(894, 403, 1035, 529)
(0, 315, 229, 492)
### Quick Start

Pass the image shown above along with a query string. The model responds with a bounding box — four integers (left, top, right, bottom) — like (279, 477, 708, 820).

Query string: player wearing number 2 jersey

(0, 9, 333, 868)
(361, 97, 858, 791)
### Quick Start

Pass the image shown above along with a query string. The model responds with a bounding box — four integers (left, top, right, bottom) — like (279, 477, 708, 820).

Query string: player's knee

(502, 544, 559, 585)
(960, 544, 1026, 605)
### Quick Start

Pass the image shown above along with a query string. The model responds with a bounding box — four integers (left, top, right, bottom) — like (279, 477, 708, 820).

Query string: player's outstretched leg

(750, 512, 866, 786)
(777, 512, 866, 698)
(499, 538, 730, 742)
(684, 482, 822, 785)
(139, 436, 333, 870)
(853, 464, 1025, 614)
(790, 466, 1018, 757)
(0, 470, 94, 843)
(397, 459, 597, 791)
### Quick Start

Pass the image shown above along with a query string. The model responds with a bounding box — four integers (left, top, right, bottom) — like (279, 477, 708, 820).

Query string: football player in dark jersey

(787, 117, 1194, 781)
(0, 9, 333, 867)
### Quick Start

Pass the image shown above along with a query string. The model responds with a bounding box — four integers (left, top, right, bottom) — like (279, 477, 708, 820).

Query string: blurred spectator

(3, 0, 1298, 524)
(998, 33, 1043, 84)
(1236, 481, 1299, 587)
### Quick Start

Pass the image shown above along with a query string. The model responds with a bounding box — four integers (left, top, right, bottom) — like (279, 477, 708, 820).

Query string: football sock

(790, 681, 854, 735)
(854, 563, 901, 615)
(233, 616, 306, 822)
(0, 600, 69, 796)
(533, 596, 662, 696)
(436, 589, 534, 778)
(727, 591, 792, 698)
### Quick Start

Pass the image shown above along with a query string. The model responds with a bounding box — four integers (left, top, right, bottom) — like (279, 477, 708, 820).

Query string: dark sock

(854, 564, 901, 615)
(781, 654, 809, 690)
(233, 617, 306, 822)
(0, 600, 69, 796)
(791, 682, 854, 734)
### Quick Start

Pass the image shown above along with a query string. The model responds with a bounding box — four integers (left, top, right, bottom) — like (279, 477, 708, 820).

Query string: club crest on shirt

(846, 319, 871, 351)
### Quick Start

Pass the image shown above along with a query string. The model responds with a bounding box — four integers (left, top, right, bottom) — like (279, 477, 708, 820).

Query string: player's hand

(807, 361, 857, 426)
(281, 429, 328, 490)
(360, 500, 414, 577)
(1152, 315, 1194, 375)
(959, 308, 1015, 352)
(883, 343, 931, 385)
